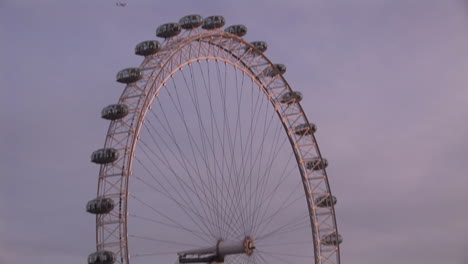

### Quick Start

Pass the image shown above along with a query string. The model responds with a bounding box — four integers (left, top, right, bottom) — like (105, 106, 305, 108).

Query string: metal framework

(92, 18, 341, 264)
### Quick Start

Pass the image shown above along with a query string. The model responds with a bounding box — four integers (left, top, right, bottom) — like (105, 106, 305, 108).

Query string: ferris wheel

(86, 14, 342, 264)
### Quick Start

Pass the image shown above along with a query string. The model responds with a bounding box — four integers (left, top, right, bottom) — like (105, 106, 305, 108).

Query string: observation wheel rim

(95, 28, 340, 264)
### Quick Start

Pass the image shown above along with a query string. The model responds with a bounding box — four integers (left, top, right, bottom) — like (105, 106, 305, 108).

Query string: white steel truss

(94, 26, 341, 264)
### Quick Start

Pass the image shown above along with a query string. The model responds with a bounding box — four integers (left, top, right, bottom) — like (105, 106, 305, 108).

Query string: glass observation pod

(156, 23, 182, 38)
(88, 251, 116, 264)
(86, 197, 115, 214)
(202, 15, 225, 30)
(135, 40, 161, 56)
(321, 233, 343, 246)
(250, 41, 268, 53)
(250, 41, 268, 52)
(179, 14, 203, 29)
(91, 148, 119, 164)
(305, 158, 328, 170)
(280, 91, 302, 104)
(224, 24, 247, 37)
(101, 104, 129, 120)
(294, 123, 317, 136)
(116, 68, 142, 84)
(315, 195, 337, 208)
(264, 64, 287, 77)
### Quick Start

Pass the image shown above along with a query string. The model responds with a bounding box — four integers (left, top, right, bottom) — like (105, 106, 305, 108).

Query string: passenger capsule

(156, 23, 182, 38)
(202, 16, 225, 30)
(264, 64, 287, 77)
(224, 24, 247, 37)
(116, 68, 142, 84)
(321, 233, 343, 246)
(315, 195, 337, 207)
(280, 91, 303, 104)
(135, 40, 161, 56)
(179, 14, 203, 29)
(250, 41, 268, 52)
(294, 123, 317, 136)
(101, 104, 129, 120)
(91, 148, 119, 164)
(88, 251, 116, 264)
(86, 197, 115, 214)
(305, 158, 328, 170)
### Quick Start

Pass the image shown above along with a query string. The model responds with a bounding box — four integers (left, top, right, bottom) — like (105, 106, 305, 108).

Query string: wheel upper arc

(94, 28, 340, 264)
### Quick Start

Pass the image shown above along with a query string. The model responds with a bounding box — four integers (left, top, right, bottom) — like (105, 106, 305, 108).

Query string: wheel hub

(178, 237, 255, 263)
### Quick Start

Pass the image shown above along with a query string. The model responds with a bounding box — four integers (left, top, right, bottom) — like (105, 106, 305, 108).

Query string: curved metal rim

(95, 28, 340, 264)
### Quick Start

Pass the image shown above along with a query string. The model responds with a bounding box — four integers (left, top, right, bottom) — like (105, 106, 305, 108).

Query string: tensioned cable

(128, 57, 316, 263)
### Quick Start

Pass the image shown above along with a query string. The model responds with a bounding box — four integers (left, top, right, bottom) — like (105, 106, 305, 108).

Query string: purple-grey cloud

(1, 0, 467, 264)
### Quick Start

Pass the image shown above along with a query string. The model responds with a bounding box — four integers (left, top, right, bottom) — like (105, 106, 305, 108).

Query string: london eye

(86, 14, 342, 264)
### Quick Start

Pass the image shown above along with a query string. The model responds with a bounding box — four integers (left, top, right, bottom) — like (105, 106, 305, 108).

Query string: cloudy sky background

(1, 0, 468, 263)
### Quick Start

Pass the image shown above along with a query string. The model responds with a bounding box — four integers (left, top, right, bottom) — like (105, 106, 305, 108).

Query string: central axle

(178, 237, 255, 263)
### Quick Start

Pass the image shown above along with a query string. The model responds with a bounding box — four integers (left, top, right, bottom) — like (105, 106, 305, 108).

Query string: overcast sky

(1, 0, 468, 263)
